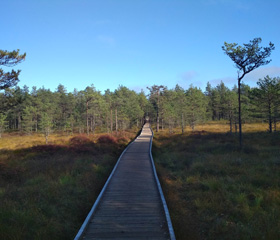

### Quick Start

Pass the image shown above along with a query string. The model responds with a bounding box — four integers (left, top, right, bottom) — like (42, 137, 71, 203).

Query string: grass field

(0, 131, 137, 240)
(153, 122, 280, 240)
(1, 123, 279, 240)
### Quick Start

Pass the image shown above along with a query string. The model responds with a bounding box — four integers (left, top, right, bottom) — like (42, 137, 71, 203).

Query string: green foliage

(114, 86, 144, 129)
(185, 85, 207, 130)
(222, 38, 274, 80)
(22, 106, 37, 134)
(39, 113, 53, 144)
(0, 49, 26, 90)
(0, 113, 7, 138)
(251, 76, 280, 132)
(1, 78, 280, 137)
(147, 85, 167, 132)
(222, 37, 275, 147)
(1, 84, 149, 136)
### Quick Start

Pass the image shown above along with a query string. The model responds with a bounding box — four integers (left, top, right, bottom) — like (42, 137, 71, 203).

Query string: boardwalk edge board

(149, 126, 176, 240)
(74, 128, 143, 240)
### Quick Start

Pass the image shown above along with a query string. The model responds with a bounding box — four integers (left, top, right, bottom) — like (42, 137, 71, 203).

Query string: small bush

(69, 135, 92, 145)
(97, 135, 117, 144)
(117, 136, 130, 145)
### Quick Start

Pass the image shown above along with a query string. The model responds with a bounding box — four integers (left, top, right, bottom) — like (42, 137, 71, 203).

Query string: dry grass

(0, 130, 137, 150)
(165, 122, 272, 134)
(153, 122, 280, 240)
(0, 130, 137, 240)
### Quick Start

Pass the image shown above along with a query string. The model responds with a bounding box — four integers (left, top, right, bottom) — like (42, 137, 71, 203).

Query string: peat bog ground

(0, 131, 136, 240)
(1, 123, 279, 240)
(153, 123, 280, 240)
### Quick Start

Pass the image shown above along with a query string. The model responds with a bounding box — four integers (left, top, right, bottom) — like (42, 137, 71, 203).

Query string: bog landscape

(1, 38, 280, 239)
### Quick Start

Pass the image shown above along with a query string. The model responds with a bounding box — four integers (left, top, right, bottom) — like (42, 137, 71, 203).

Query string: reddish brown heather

(97, 135, 118, 144)
(69, 135, 92, 145)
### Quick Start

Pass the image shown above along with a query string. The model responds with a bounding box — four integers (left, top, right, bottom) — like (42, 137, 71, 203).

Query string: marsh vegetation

(153, 123, 280, 240)
(0, 131, 136, 239)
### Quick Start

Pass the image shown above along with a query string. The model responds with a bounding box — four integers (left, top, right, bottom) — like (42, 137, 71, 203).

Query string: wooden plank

(76, 124, 173, 240)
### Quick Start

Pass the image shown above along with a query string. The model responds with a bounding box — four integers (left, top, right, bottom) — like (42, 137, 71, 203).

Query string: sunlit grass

(0, 130, 136, 150)
(154, 121, 273, 134)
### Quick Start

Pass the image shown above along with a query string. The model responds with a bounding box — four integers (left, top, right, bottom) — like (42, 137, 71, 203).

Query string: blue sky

(2, 0, 280, 93)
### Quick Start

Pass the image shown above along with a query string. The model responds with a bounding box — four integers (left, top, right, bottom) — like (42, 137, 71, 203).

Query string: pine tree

(222, 38, 275, 147)
(0, 49, 26, 90)
(251, 76, 280, 132)
(185, 85, 207, 131)
(0, 113, 7, 138)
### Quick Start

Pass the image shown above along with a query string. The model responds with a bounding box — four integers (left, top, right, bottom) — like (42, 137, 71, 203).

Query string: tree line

(0, 84, 147, 139)
(148, 77, 280, 134)
(0, 76, 279, 139)
(1, 38, 277, 146)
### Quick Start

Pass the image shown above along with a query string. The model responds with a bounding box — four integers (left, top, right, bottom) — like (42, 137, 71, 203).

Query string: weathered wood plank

(76, 124, 174, 240)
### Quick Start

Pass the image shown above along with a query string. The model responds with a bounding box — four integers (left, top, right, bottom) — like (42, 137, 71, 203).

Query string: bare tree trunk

(115, 109, 118, 132)
(268, 101, 272, 133)
(157, 91, 160, 132)
(181, 112, 184, 134)
(156, 109, 159, 132)
(238, 79, 242, 148)
(45, 127, 49, 144)
(18, 113, 21, 131)
(90, 115, 93, 133)
(86, 101, 89, 135)
(229, 116, 233, 133)
(106, 114, 109, 133)
(110, 108, 113, 132)
(92, 114, 95, 134)
(168, 120, 171, 134)
(35, 118, 38, 132)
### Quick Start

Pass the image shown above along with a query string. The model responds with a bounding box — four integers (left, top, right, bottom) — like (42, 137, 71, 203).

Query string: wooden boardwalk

(75, 124, 175, 240)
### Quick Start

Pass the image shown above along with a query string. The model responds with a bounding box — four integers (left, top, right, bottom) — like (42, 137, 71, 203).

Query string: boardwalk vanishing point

(75, 123, 175, 240)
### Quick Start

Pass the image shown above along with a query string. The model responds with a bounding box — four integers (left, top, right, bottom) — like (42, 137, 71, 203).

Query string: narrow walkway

(75, 124, 175, 240)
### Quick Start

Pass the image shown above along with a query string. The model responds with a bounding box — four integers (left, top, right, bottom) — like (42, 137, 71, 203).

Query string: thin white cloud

(96, 35, 116, 46)
(181, 70, 198, 81)
(175, 71, 200, 89)
(244, 66, 280, 82)
(207, 66, 280, 89)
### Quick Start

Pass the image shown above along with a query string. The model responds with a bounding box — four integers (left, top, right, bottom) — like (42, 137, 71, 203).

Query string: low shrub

(97, 135, 117, 144)
(117, 136, 130, 145)
(31, 144, 66, 153)
(69, 135, 92, 145)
